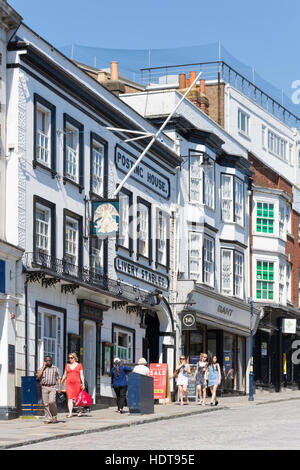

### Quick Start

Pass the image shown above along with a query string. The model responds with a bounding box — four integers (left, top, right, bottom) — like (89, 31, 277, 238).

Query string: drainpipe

(24, 278, 28, 376)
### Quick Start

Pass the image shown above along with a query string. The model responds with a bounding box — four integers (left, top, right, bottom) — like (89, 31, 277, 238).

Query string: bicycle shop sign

(115, 145, 170, 199)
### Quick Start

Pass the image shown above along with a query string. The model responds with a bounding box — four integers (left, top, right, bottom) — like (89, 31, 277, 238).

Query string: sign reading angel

(92, 200, 120, 238)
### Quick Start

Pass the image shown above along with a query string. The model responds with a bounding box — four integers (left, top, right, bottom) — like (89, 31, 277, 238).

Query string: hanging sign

(92, 200, 120, 238)
(181, 312, 197, 330)
(282, 318, 297, 334)
(149, 363, 169, 399)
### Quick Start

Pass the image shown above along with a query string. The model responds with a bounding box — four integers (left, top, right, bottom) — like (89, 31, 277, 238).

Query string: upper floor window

(90, 237, 104, 277)
(256, 260, 274, 300)
(189, 232, 201, 281)
(189, 152, 214, 209)
(221, 249, 244, 299)
(156, 210, 169, 268)
(286, 204, 291, 234)
(267, 130, 287, 161)
(262, 125, 266, 149)
(90, 134, 106, 196)
(33, 196, 55, 260)
(286, 263, 291, 302)
(34, 94, 56, 176)
(63, 210, 82, 274)
(238, 109, 250, 136)
(203, 235, 214, 287)
(118, 190, 132, 252)
(256, 202, 274, 234)
(221, 174, 244, 226)
(0, 260, 5, 293)
(279, 203, 285, 239)
(137, 199, 151, 260)
(64, 114, 84, 191)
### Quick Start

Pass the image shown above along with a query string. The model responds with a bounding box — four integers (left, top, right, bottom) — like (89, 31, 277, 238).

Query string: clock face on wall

(182, 313, 196, 329)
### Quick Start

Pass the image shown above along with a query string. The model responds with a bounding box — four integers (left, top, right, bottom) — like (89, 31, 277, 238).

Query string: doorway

(83, 321, 96, 403)
(143, 312, 160, 364)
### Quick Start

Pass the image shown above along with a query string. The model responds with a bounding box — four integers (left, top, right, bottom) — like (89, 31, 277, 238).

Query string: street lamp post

(249, 296, 254, 401)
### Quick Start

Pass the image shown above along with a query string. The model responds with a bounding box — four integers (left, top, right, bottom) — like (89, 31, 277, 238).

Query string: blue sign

(0, 260, 5, 293)
(92, 200, 120, 238)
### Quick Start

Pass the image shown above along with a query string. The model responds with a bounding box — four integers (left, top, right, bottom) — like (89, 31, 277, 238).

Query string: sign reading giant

(115, 146, 170, 199)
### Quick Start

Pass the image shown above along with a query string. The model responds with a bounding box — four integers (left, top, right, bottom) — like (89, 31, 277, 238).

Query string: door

(83, 321, 96, 403)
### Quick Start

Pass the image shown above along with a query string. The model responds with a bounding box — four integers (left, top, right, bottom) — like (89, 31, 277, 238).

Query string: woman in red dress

(60, 352, 85, 417)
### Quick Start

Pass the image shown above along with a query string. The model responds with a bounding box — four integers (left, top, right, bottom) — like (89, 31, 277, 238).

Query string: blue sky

(9, 0, 300, 107)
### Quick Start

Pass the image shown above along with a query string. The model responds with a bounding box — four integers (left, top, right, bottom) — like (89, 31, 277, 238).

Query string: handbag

(75, 389, 92, 407)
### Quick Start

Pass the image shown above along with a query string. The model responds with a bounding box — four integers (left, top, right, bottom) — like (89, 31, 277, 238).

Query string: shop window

(113, 326, 134, 363)
(37, 307, 64, 373)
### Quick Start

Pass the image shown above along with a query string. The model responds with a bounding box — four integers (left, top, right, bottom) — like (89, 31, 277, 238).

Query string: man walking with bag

(36, 356, 62, 424)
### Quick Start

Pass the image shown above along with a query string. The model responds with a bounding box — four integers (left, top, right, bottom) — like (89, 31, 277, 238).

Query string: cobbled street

(11, 400, 300, 450)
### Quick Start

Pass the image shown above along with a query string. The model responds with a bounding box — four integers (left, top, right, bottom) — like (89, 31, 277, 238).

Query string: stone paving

(1, 389, 300, 450)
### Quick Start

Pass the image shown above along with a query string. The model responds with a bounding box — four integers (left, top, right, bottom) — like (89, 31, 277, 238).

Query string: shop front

(254, 306, 300, 391)
(179, 282, 256, 394)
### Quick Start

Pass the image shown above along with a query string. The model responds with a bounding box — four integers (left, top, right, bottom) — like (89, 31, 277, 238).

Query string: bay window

(189, 232, 201, 281)
(256, 260, 274, 300)
(189, 152, 215, 209)
(203, 235, 214, 287)
(221, 174, 244, 226)
(221, 249, 244, 299)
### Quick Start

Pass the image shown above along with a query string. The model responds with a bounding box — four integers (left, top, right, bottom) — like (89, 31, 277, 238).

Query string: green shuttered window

(256, 202, 274, 234)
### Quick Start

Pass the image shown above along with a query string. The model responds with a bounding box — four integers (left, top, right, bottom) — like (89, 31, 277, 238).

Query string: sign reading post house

(115, 146, 170, 199)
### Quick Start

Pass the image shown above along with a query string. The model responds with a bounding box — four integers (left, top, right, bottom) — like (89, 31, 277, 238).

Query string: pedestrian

(36, 355, 62, 424)
(59, 352, 85, 418)
(111, 357, 132, 414)
(133, 357, 150, 376)
(205, 355, 221, 406)
(175, 355, 190, 406)
(194, 353, 208, 406)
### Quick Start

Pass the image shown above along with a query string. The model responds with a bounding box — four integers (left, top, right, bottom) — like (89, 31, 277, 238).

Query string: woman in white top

(175, 355, 191, 406)
(133, 358, 150, 376)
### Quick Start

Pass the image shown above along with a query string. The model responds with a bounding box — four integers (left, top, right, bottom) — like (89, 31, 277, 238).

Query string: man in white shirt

(133, 358, 149, 376)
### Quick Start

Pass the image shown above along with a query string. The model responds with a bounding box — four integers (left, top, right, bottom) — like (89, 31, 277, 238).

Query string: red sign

(149, 363, 168, 399)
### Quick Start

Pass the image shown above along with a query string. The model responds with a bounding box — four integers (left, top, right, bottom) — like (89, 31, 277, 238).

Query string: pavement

(1, 389, 300, 450)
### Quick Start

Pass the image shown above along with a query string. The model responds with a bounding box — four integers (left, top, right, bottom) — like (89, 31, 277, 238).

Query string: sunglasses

(68, 356, 74, 360)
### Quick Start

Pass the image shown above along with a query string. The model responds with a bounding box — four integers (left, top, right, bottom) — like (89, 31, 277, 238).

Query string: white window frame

(279, 203, 286, 240)
(65, 123, 79, 182)
(238, 109, 250, 137)
(286, 204, 291, 234)
(262, 125, 266, 149)
(279, 263, 285, 305)
(203, 235, 214, 287)
(267, 129, 287, 161)
(35, 204, 51, 254)
(36, 103, 50, 167)
(221, 174, 244, 226)
(137, 202, 149, 258)
(91, 140, 104, 195)
(189, 152, 215, 209)
(37, 307, 64, 373)
(189, 232, 201, 281)
(157, 210, 168, 266)
(221, 249, 244, 299)
(286, 263, 291, 303)
(119, 193, 130, 250)
(91, 238, 104, 276)
(113, 327, 133, 363)
(65, 217, 79, 266)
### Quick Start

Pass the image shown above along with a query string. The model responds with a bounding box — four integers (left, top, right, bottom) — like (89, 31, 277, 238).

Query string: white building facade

(122, 89, 255, 393)
(3, 22, 180, 416)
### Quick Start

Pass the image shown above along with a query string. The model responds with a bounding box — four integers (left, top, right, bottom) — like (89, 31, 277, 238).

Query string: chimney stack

(179, 73, 186, 90)
(110, 61, 119, 81)
(189, 71, 197, 88)
(200, 79, 206, 94)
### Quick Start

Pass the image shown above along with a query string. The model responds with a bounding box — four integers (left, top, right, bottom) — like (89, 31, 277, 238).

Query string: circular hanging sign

(182, 313, 196, 329)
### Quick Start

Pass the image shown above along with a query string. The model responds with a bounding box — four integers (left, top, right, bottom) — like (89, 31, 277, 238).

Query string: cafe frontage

(178, 281, 259, 395)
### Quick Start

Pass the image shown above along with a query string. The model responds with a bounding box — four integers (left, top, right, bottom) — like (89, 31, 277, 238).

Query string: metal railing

(23, 252, 157, 307)
(140, 60, 300, 130)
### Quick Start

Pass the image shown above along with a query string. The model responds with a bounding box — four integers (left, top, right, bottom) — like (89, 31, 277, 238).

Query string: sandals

(66, 414, 73, 418)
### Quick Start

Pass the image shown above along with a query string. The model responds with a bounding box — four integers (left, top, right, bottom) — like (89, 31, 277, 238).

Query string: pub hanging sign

(92, 200, 120, 238)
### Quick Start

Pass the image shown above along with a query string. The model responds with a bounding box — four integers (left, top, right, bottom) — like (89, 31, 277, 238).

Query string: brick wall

(250, 153, 300, 307)
(205, 83, 225, 128)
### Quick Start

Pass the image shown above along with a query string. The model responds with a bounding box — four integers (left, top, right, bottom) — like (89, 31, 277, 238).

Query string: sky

(8, 0, 300, 108)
